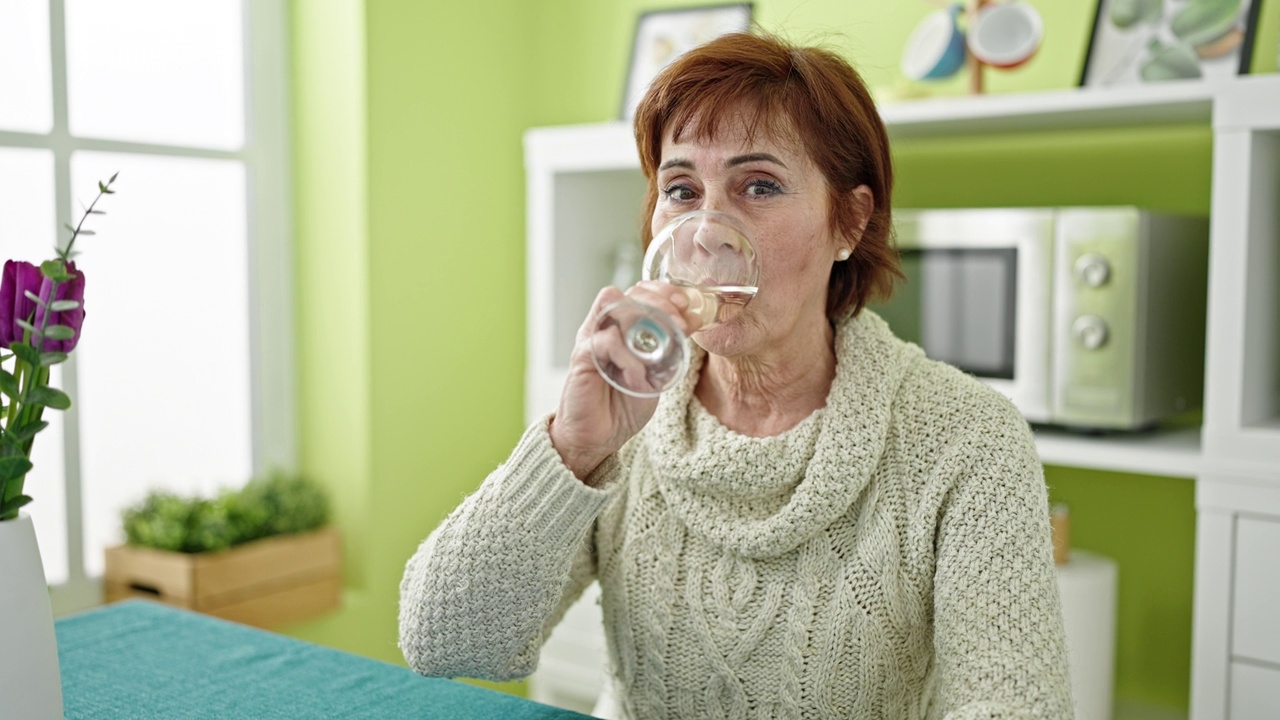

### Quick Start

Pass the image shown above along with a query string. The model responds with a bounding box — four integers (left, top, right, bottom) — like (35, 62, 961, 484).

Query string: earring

(837, 248, 851, 261)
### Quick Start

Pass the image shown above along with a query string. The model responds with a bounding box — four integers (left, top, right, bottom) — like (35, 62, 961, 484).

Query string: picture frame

(621, 3, 753, 120)
(1080, 0, 1262, 87)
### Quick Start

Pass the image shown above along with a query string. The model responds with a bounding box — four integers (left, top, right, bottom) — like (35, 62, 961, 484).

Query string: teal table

(55, 600, 591, 719)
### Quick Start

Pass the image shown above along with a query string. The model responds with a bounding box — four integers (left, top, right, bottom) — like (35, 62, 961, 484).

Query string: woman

(400, 32, 1073, 719)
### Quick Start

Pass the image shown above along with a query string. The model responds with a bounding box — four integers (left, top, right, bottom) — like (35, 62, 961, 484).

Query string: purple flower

(0, 260, 44, 349)
(35, 261, 86, 353)
(0, 259, 86, 352)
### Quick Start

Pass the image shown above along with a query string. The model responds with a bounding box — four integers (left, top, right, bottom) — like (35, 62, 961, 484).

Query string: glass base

(589, 299, 689, 397)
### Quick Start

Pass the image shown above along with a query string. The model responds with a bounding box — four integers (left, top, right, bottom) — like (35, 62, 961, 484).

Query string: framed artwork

(1081, 0, 1262, 87)
(621, 3, 753, 120)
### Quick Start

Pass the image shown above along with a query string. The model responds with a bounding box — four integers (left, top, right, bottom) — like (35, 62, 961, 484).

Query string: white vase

(0, 512, 65, 719)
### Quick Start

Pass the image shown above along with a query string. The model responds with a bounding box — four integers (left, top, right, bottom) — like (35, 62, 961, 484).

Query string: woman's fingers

(625, 281, 701, 334)
(591, 323, 664, 396)
(576, 286, 626, 341)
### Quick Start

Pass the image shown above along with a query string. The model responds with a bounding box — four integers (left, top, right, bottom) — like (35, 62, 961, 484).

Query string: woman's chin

(692, 324, 755, 359)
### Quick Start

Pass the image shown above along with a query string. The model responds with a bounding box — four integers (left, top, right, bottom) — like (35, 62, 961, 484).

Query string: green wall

(287, 0, 1280, 711)
(288, 0, 537, 673)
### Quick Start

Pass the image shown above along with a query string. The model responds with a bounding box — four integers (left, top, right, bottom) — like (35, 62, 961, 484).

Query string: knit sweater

(399, 310, 1073, 719)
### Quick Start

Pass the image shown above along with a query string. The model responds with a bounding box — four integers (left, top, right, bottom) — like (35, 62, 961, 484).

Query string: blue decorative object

(902, 4, 968, 81)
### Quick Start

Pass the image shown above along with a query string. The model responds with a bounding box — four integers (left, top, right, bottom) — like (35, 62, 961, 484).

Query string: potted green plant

(104, 471, 342, 628)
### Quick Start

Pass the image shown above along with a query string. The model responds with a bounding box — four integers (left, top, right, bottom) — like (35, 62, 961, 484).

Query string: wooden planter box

(104, 526, 342, 629)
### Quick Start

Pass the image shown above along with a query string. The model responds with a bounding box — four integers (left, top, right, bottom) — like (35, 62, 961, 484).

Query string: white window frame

(0, 0, 295, 616)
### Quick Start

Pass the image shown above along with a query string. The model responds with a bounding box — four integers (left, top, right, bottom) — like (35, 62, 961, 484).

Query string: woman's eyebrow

(727, 152, 787, 168)
(658, 153, 788, 172)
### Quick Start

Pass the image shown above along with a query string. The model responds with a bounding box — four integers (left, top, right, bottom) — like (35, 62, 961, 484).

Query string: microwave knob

(1074, 253, 1112, 287)
(1072, 315, 1110, 350)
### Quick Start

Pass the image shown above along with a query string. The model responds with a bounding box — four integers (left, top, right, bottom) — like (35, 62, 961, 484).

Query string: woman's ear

(849, 185, 875, 243)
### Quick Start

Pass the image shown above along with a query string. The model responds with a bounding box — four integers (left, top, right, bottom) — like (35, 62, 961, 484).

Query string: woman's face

(653, 113, 843, 359)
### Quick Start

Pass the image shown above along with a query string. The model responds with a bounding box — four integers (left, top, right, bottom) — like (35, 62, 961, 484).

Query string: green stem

(2, 358, 22, 430)
(62, 176, 114, 263)
(0, 354, 19, 513)
(20, 368, 49, 457)
(2, 355, 39, 508)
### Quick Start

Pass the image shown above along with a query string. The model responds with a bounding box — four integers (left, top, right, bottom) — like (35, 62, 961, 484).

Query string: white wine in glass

(590, 211, 759, 397)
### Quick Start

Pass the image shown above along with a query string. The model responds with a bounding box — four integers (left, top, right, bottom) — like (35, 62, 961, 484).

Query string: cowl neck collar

(645, 310, 921, 558)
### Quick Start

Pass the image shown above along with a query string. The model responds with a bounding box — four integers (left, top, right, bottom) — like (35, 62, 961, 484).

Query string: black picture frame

(620, 3, 753, 121)
(1080, 0, 1262, 87)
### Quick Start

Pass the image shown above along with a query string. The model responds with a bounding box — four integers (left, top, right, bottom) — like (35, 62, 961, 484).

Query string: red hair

(633, 32, 900, 320)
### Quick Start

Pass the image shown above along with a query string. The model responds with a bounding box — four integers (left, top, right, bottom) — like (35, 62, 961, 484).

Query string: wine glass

(589, 210, 759, 397)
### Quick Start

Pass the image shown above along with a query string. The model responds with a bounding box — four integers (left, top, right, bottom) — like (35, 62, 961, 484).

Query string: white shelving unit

(1034, 426, 1204, 479)
(523, 74, 1280, 719)
(877, 79, 1215, 136)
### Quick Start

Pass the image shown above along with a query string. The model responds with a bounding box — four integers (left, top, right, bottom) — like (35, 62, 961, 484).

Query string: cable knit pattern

(400, 311, 1074, 719)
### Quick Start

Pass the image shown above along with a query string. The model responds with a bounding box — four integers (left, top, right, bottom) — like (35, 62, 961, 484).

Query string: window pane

(0, 147, 67, 583)
(0, 0, 54, 133)
(65, 0, 244, 149)
(71, 151, 252, 575)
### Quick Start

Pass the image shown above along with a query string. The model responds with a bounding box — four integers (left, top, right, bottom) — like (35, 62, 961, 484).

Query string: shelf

(524, 123, 635, 172)
(1036, 426, 1203, 479)
(880, 74, 1280, 139)
(881, 81, 1212, 139)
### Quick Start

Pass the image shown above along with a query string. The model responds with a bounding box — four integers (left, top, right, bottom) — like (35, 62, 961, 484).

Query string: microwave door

(877, 235, 1054, 423)
(907, 248, 1017, 380)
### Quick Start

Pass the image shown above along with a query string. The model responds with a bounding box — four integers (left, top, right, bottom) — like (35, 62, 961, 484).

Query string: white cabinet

(1192, 75, 1280, 720)
(1232, 517, 1280, 667)
(1229, 662, 1280, 720)
(1195, 478, 1280, 720)
(524, 74, 1280, 719)
(524, 123, 642, 421)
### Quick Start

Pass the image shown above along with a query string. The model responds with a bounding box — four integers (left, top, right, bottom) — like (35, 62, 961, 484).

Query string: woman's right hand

(549, 282, 698, 482)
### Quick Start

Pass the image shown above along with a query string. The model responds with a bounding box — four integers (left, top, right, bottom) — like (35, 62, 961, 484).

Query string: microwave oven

(873, 207, 1209, 430)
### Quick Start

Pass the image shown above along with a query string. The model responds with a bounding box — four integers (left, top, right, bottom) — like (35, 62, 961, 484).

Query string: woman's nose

(692, 215, 745, 256)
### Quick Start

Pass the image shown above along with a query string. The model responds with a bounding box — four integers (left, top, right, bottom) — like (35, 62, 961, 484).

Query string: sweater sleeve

(929, 403, 1074, 720)
(398, 415, 621, 680)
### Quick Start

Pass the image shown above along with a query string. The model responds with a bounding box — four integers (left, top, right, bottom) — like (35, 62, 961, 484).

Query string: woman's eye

(662, 184, 698, 202)
(745, 179, 782, 197)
